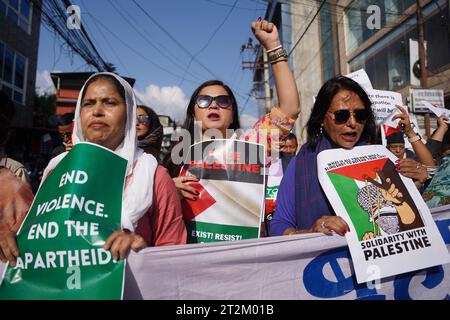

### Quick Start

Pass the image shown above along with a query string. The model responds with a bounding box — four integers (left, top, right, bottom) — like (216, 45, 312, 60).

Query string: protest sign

(346, 69, 373, 92)
(367, 89, 402, 126)
(0, 142, 127, 299)
(317, 145, 450, 284)
(410, 89, 444, 113)
(180, 139, 265, 243)
(423, 101, 450, 123)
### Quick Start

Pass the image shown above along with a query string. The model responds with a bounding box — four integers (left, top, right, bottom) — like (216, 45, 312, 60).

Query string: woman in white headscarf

(0, 72, 186, 266)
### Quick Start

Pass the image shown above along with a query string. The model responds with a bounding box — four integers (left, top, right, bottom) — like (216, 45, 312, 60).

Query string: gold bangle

(270, 57, 288, 65)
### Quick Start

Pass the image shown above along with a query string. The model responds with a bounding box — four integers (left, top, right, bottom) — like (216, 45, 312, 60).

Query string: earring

(320, 126, 323, 134)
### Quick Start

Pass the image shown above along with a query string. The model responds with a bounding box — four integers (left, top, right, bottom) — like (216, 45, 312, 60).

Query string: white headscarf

(43, 72, 158, 231)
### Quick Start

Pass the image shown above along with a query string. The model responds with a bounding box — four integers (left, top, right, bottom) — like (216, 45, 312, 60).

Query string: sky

(35, 0, 268, 128)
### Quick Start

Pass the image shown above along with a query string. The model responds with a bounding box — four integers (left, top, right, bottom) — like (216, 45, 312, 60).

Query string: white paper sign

(423, 101, 450, 123)
(317, 145, 450, 284)
(346, 69, 373, 92)
(366, 89, 403, 126)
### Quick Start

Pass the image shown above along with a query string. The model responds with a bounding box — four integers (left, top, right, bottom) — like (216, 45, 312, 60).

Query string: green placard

(0, 142, 127, 300)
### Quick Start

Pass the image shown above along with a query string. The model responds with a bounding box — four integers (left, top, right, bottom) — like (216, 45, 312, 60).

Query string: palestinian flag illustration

(327, 157, 424, 241)
(180, 140, 265, 243)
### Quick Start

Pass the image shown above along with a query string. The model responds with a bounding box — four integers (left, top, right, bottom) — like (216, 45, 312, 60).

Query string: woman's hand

(104, 230, 147, 260)
(392, 105, 415, 138)
(310, 216, 350, 236)
(437, 114, 449, 130)
(64, 142, 73, 152)
(172, 175, 200, 201)
(396, 158, 429, 184)
(0, 230, 19, 267)
(251, 18, 281, 51)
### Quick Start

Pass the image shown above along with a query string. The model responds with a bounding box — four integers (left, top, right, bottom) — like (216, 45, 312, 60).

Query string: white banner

(2, 208, 449, 300)
(119, 206, 450, 300)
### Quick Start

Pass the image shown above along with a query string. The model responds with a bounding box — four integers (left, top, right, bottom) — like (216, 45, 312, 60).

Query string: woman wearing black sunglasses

(270, 76, 377, 237)
(163, 19, 300, 202)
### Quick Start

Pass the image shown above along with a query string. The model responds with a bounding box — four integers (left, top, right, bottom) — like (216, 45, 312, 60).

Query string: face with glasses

(322, 89, 369, 149)
(194, 85, 234, 135)
(136, 107, 150, 139)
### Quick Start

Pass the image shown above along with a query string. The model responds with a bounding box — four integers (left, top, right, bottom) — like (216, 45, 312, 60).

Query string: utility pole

(416, 0, 431, 137)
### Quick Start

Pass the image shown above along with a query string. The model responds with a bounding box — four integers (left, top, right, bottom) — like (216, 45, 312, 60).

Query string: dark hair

(286, 132, 297, 142)
(137, 105, 163, 159)
(162, 80, 241, 176)
(306, 75, 376, 149)
(81, 74, 125, 102)
(57, 112, 75, 126)
(183, 80, 240, 144)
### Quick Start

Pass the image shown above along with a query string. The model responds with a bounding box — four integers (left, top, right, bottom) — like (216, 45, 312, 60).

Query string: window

(2, 0, 32, 33)
(345, 0, 415, 54)
(349, 0, 450, 90)
(0, 42, 3, 79)
(0, 1, 6, 16)
(14, 53, 25, 88)
(0, 42, 27, 104)
(8, 0, 18, 10)
(3, 47, 13, 83)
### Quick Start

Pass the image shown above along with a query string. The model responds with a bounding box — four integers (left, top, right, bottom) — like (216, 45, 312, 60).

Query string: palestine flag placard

(317, 145, 450, 284)
(180, 139, 265, 243)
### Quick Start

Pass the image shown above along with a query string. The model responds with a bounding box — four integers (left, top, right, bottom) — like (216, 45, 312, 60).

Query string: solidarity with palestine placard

(180, 139, 265, 243)
(0, 142, 127, 300)
(317, 145, 450, 284)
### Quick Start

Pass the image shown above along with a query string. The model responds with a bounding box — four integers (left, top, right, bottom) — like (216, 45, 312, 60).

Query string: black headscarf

(137, 105, 163, 161)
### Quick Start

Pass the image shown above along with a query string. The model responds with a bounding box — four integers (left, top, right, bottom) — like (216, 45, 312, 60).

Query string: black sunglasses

(328, 109, 370, 124)
(196, 95, 232, 109)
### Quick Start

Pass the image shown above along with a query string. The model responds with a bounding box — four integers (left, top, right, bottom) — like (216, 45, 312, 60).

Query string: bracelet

(408, 135, 421, 143)
(266, 45, 282, 53)
(268, 48, 288, 63)
(270, 57, 288, 64)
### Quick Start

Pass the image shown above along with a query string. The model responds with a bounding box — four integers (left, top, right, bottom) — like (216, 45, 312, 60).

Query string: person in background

(281, 133, 298, 156)
(426, 114, 449, 166)
(386, 131, 415, 159)
(0, 91, 30, 184)
(136, 105, 163, 161)
(51, 112, 75, 157)
(422, 129, 450, 208)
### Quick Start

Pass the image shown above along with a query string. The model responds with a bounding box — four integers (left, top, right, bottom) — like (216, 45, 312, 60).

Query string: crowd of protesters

(0, 19, 449, 265)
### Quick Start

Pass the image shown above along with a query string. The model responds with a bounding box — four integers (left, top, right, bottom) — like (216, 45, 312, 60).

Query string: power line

(84, 13, 201, 85)
(79, 0, 131, 75)
(32, 0, 110, 71)
(179, 0, 239, 86)
(107, 0, 203, 83)
(288, 0, 327, 56)
(131, 0, 220, 79)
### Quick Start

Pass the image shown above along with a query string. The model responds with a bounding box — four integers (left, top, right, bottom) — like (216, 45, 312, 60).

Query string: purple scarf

(295, 134, 366, 229)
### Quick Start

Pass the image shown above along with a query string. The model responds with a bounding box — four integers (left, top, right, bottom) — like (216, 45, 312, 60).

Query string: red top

(135, 165, 187, 246)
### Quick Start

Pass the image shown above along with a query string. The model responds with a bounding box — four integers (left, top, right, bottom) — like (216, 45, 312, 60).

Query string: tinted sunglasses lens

(196, 95, 212, 108)
(137, 115, 147, 124)
(216, 95, 232, 108)
(333, 110, 351, 123)
(355, 109, 369, 122)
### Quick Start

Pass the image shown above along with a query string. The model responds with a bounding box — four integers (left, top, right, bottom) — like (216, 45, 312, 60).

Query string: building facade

(255, 0, 450, 143)
(0, 0, 41, 127)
